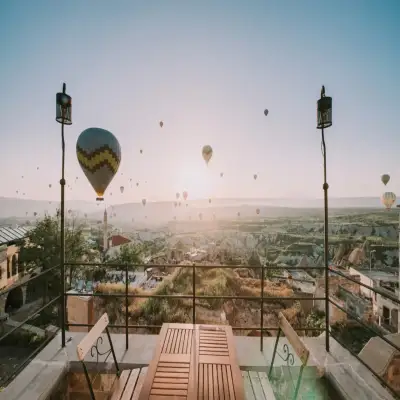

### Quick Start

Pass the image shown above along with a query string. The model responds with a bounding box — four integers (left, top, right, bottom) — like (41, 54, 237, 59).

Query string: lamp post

(56, 83, 72, 347)
(317, 85, 332, 352)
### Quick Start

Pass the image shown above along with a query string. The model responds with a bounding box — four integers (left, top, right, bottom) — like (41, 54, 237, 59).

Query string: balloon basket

(96, 197, 104, 202)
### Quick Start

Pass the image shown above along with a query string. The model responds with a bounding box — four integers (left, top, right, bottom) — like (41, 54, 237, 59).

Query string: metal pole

(125, 264, 129, 350)
(322, 127, 330, 352)
(260, 263, 264, 352)
(192, 264, 196, 324)
(60, 119, 66, 348)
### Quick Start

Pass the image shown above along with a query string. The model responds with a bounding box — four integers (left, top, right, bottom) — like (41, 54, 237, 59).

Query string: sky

(0, 0, 399, 204)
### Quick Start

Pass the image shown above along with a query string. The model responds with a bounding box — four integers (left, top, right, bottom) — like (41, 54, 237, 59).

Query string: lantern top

(56, 83, 72, 125)
(317, 85, 332, 129)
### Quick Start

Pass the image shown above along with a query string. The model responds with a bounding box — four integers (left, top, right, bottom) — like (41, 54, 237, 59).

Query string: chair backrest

(76, 313, 120, 400)
(269, 312, 310, 400)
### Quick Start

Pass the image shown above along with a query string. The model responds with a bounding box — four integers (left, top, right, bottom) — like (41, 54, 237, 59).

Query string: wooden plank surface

(241, 371, 277, 400)
(138, 324, 244, 400)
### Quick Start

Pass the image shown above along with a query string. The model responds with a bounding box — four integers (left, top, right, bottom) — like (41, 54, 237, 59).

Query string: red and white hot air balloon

(183, 191, 188, 201)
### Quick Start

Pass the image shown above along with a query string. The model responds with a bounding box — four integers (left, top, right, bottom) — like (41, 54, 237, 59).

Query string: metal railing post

(260, 263, 264, 352)
(125, 264, 129, 350)
(192, 263, 196, 324)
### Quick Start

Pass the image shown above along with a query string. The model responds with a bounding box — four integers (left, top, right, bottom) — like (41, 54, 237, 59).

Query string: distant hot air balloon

(16, 190, 18, 194)
(142, 198, 147, 206)
(120, 186, 124, 194)
(253, 174, 258, 180)
(202, 145, 213, 165)
(237, 212, 241, 217)
(113, 212, 116, 217)
(220, 172, 224, 178)
(132, 218, 134, 222)
(136, 182, 139, 187)
(381, 174, 390, 186)
(381, 192, 396, 210)
(209, 198, 212, 204)
(68, 209, 72, 214)
(264, 109, 269, 116)
(174, 202, 178, 208)
(49, 184, 52, 188)
(84, 213, 87, 218)
(199, 213, 203, 220)
(34, 212, 37, 217)
(76, 128, 121, 201)
(176, 192, 180, 200)
(21, 175, 24, 179)
(173, 216, 176, 220)
(25, 212, 28, 216)
(159, 121, 163, 128)
(183, 191, 188, 201)
(140, 149, 143, 154)
(178, 202, 181, 207)
(256, 208, 260, 215)
(37, 167, 39, 170)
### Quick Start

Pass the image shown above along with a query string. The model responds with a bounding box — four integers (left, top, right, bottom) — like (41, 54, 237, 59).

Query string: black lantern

(317, 85, 332, 129)
(56, 83, 72, 125)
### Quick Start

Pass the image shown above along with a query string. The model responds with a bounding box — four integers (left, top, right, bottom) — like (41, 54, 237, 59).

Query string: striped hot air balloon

(76, 128, 121, 200)
(381, 192, 396, 210)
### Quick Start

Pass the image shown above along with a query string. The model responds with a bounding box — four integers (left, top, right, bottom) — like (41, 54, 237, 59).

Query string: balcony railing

(1, 261, 400, 398)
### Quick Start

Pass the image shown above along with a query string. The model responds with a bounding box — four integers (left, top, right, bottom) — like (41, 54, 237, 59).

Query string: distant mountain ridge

(0, 196, 384, 219)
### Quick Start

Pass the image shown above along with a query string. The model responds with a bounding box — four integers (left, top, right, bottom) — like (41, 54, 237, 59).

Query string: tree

(18, 213, 95, 291)
(104, 243, 142, 271)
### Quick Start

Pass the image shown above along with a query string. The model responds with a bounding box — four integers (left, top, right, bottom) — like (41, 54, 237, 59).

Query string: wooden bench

(138, 323, 244, 399)
(76, 313, 147, 400)
(268, 312, 323, 400)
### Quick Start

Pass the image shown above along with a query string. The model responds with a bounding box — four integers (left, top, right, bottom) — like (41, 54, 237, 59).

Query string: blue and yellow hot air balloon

(76, 128, 121, 201)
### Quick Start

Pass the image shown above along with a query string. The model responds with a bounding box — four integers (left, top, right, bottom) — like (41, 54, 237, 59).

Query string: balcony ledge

(0, 332, 396, 400)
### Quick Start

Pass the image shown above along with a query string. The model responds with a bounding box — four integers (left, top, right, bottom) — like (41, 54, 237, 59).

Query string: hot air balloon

(84, 213, 87, 218)
(183, 191, 188, 201)
(34, 212, 37, 217)
(256, 208, 260, 215)
(209, 198, 212, 204)
(136, 182, 139, 187)
(37, 167, 39, 170)
(76, 128, 121, 201)
(49, 184, 52, 188)
(120, 186, 124, 194)
(220, 172, 224, 178)
(68, 209, 72, 214)
(174, 202, 178, 208)
(160, 121, 163, 128)
(21, 175, 24, 179)
(381, 174, 390, 186)
(253, 174, 258, 180)
(16, 190, 18, 194)
(237, 212, 240, 217)
(178, 202, 181, 207)
(264, 109, 269, 116)
(142, 198, 147, 206)
(202, 145, 213, 165)
(199, 212, 203, 220)
(176, 192, 180, 200)
(381, 192, 396, 210)
(140, 149, 143, 154)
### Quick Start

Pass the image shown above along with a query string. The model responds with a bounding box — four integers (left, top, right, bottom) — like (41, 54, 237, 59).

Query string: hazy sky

(1, 1, 399, 204)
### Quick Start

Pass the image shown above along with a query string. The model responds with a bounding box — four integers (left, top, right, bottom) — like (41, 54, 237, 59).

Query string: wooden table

(138, 323, 244, 400)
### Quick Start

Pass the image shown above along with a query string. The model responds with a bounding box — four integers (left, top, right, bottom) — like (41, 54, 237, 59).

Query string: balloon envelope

(176, 192, 180, 200)
(202, 145, 213, 164)
(76, 128, 121, 199)
(120, 186, 124, 193)
(256, 208, 260, 215)
(253, 174, 258, 180)
(160, 121, 163, 128)
(381, 174, 390, 186)
(264, 109, 269, 116)
(142, 198, 147, 206)
(183, 191, 188, 201)
(381, 192, 396, 210)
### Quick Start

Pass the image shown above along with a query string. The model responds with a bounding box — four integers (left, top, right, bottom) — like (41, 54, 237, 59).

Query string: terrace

(0, 262, 399, 399)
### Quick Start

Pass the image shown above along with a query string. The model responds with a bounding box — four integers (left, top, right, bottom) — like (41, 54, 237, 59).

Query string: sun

(177, 161, 215, 200)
